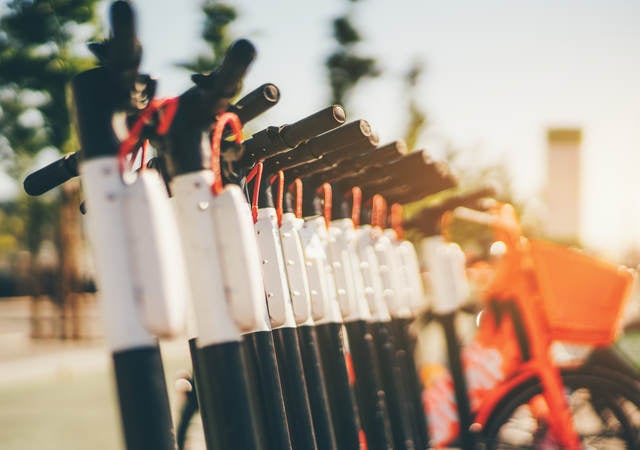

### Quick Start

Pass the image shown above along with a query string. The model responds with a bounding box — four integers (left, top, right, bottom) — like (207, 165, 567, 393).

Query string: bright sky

(7, 0, 640, 257)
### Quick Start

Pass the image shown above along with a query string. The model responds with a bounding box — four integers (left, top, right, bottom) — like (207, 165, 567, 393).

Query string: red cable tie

(117, 97, 179, 175)
(138, 140, 149, 172)
(391, 203, 404, 239)
(275, 171, 284, 228)
(289, 178, 303, 219)
(372, 194, 387, 229)
(210, 112, 243, 196)
(246, 162, 263, 223)
(154, 98, 179, 136)
(320, 183, 332, 229)
(351, 186, 362, 227)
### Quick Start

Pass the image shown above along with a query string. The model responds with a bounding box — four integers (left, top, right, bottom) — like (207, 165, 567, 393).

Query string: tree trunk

(58, 179, 85, 339)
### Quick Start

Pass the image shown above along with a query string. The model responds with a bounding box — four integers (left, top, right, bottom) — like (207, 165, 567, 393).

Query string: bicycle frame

(450, 203, 583, 449)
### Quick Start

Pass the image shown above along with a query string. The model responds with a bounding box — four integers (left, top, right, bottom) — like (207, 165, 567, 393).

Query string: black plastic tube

(273, 327, 319, 450)
(370, 321, 417, 450)
(439, 312, 476, 450)
(315, 322, 363, 450)
(244, 331, 293, 450)
(196, 340, 264, 450)
(298, 324, 339, 450)
(186, 338, 214, 450)
(112, 345, 176, 450)
(389, 318, 429, 450)
(343, 320, 394, 450)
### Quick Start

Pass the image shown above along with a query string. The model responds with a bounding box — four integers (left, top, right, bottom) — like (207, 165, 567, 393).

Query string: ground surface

(1, 297, 639, 449)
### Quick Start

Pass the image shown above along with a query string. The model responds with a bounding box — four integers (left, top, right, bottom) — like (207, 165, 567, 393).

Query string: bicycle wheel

(482, 370, 640, 449)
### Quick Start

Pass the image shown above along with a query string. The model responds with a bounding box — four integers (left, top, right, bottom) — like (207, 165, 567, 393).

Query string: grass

(1, 333, 639, 449)
(0, 347, 191, 450)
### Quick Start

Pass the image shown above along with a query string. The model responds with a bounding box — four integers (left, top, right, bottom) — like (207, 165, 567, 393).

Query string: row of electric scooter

(24, 2, 640, 450)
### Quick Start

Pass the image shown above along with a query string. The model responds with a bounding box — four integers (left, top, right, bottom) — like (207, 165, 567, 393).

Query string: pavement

(0, 296, 191, 386)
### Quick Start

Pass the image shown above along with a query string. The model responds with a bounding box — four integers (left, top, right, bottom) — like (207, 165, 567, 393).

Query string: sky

(4, 0, 640, 258)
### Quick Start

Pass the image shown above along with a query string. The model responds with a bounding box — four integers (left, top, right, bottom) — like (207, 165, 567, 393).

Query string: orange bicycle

(413, 198, 640, 449)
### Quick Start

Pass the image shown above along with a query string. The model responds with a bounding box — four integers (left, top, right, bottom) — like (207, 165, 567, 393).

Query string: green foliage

(0, 0, 99, 254)
(403, 60, 427, 151)
(176, 1, 237, 74)
(0, 0, 100, 175)
(326, 3, 380, 106)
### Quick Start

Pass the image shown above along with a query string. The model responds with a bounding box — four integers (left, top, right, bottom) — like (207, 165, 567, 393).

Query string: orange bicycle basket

(529, 239, 634, 346)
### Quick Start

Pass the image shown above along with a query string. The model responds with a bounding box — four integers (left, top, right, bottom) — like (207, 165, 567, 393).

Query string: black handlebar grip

(23, 152, 81, 196)
(228, 83, 280, 125)
(320, 129, 379, 166)
(279, 105, 346, 149)
(263, 120, 372, 174)
(110, 1, 136, 41)
(85, 1, 142, 93)
(335, 151, 445, 192)
(370, 151, 452, 187)
(240, 105, 346, 166)
(370, 183, 427, 205)
(439, 184, 497, 211)
(402, 186, 496, 234)
(367, 140, 408, 163)
(192, 39, 256, 94)
(311, 141, 408, 187)
(108, 1, 141, 71)
(283, 134, 382, 182)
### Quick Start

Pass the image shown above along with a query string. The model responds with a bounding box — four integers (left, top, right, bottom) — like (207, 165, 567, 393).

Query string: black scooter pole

(278, 184, 339, 450)
(306, 182, 395, 450)
(251, 175, 318, 450)
(70, 3, 176, 449)
(158, 38, 268, 450)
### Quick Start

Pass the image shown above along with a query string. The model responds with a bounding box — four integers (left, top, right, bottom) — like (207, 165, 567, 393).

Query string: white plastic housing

(80, 157, 156, 351)
(327, 222, 356, 318)
(395, 237, 428, 315)
(299, 216, 343, 325)
(171, 172, 240, 347)
(373, 232, 412, 319)
(211, 186, 270, 333)
(420, 236, 470, 314)
(255, 208, 297, 329)
(331, 219, 371, 322)
(355, 225, 391, 322)
(122, 169, 189, 337)
(280, 213, 313, 326)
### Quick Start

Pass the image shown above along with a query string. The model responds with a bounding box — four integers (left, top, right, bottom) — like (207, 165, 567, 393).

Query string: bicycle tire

(482, 369, 640, 449)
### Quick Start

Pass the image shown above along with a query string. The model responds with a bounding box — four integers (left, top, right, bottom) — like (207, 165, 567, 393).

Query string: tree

(326, 0, 380, 106)
(0, 0, 100, 338)
(0, 0, 99, 247)
(403, 59, 428, 151)
(176, 0, 238, 73)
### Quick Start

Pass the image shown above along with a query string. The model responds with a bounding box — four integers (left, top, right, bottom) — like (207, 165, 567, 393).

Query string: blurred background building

(545, 128, 582, 244)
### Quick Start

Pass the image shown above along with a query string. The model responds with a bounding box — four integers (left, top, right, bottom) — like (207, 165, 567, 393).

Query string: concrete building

(545, 128, 582, 243)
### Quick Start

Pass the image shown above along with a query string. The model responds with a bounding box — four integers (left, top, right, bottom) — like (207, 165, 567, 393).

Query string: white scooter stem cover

(279, 213, 313, 325)
(299, 216, 345, 324)
(327, 223, 356, 319)
(373, 231, 412, 319)
(254, 208, 296, 329)
(394, 236, 428, 315)
(80, 157, 156, 351)
(171, 172, 256, 348)
(356, 225, 392, 322)
(305, 216, 344, 324)
(421, 236, 470, 315)
(331, 219, 371, 322)
(122, 169, 189, 337)
(211, 186, 270, 333)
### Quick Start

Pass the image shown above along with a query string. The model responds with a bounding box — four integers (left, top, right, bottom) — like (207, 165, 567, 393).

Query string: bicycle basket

(529, 239, 634, 346)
